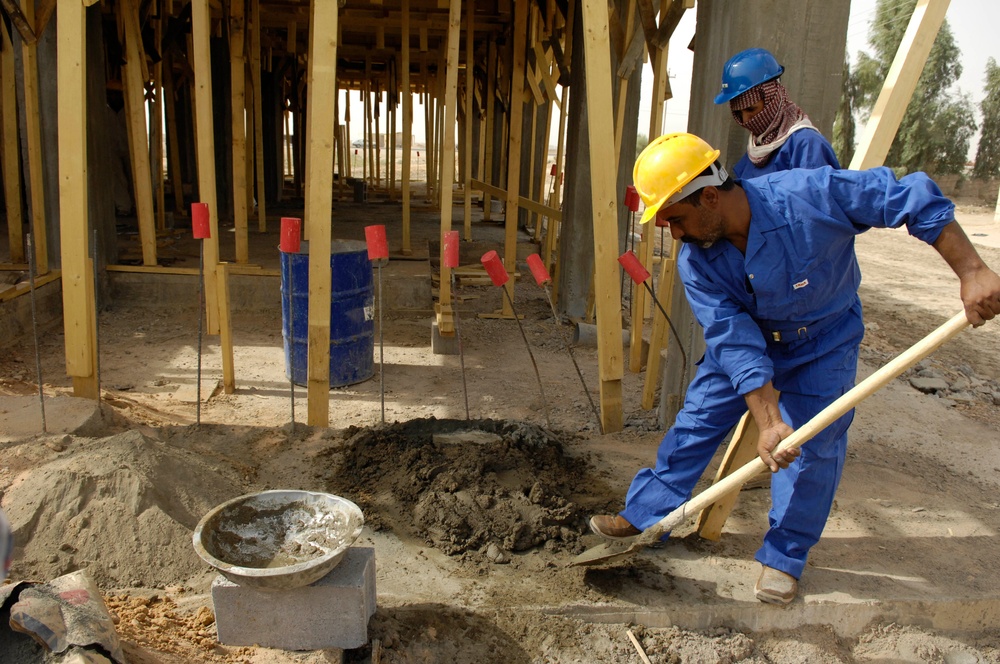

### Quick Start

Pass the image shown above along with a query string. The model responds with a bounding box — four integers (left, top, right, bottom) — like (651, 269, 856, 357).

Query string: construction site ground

(2, 194, 1000, 663)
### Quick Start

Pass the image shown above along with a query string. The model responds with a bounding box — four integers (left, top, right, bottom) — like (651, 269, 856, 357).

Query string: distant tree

(832, 55, 858, 167)
(853, 0, 976, 175)
(973, 57, 1000, 179)
(636, 133, 648, 155)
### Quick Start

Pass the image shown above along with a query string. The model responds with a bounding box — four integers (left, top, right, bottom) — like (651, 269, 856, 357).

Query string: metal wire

(543, 285, 601, 433)
(378, 261, 385, 423)
(644, 281, 688, 382)
(288, 254, 295, 426)
(196, 243, 204, 426)
(502, 287, 551, 429)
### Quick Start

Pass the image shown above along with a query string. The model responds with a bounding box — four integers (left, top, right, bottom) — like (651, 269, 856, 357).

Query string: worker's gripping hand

(960, 266, 1000, 327)
(757, 423, 797, 473)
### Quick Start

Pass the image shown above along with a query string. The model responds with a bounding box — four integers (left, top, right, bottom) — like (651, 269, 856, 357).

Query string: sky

(345, 1, 998, 151)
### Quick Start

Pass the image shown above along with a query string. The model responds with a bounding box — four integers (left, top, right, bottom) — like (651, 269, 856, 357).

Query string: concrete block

(431, 320, 460, 355)
(212, 546, 376, 651)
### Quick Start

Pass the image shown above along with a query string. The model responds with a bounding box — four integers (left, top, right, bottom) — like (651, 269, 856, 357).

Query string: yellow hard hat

(633, 133, 725, 224)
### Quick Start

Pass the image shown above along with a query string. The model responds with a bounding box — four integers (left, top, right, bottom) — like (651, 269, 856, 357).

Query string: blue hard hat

(713, 48, 784, 105)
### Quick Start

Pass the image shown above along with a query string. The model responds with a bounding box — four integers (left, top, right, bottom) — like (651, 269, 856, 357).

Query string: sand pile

(3, 429, 245, 589)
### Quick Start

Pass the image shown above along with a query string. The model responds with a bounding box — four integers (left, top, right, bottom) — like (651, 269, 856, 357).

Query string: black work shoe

(588, 515, 641, 540)
(754, 565, 798, 605)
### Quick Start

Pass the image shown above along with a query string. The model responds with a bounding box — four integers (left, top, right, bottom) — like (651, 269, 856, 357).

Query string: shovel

(570, 310, 972, 567)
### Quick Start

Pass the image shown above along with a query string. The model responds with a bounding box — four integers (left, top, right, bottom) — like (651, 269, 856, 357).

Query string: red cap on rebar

(364, 225, 389, 260)
(191, 202, 211, 239)
(280, 217, 301, 253)
(625, 185, 640, 212)
(526, 253, 550, 286)
(618, 250, 650, 284)
(443, 230, 460, 269)
(480, 250, 508, 287)
(550, 164, 557, 177)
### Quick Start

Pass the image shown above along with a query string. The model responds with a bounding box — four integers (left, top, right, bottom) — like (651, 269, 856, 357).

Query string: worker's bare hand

(960, 266, 1000, 327)
(757, 423, 797, 473)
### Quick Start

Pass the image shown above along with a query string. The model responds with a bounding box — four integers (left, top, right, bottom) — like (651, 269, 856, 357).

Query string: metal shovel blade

(567, 310, 972, 570)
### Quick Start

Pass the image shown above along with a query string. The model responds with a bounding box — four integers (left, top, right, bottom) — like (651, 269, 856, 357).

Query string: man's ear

(700, 186, 721, 209)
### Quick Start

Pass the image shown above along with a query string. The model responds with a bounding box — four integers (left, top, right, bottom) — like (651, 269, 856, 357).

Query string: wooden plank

(435, 0, 462, 335)
(635, 0, 657, 50)
(151, 18, 166, 232)
(230, 0, 249, 263)
(652, 0, 688, 48)
(0, 270, 59, 302)
(251, 0, 267, 231)
(641, 242, 677, 409)
(482, 38, 497, 220)
(0, 0, 36, 44)
(119, 0, 157, 266)
(19, 0, 47, 275)
(532, 99, 553, 243)
(0, 23, 24, 264)
(463, 0, 475, 241)
(850, 0, 950, 170)
(544, 85, 568, 279)
(500, 0, 529, 317)
(192, 0, 221, 334)
(216, 264, 236, 394)
(402, 0, 413, 253)
(580, 0, 624, 432)
(163, 56, 186, 218)
(470, 177, 506, 199)
(56, 0, 96, 388)
(695, 412, 761, 541)
(614, 0, 638, 163)
(33, 0, 55, 38)
(533, 41, 559, 106)
(304, 0, 339, 426)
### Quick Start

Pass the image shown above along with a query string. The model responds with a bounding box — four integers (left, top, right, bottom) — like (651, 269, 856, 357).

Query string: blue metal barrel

(280, 240, 375, 387)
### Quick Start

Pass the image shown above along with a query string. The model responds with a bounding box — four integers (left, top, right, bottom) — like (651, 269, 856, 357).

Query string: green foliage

(851, 0, 977, 175)
(973, 57, 1000, 179)
(636, 133, 649, 155)
(832, 55, 858, 167)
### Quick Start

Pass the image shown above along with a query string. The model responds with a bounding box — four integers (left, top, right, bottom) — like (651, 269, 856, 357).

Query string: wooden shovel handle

(636, 310, 971, 545)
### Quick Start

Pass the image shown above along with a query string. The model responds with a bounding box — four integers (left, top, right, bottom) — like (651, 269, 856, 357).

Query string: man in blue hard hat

(715, 47, 839, 178)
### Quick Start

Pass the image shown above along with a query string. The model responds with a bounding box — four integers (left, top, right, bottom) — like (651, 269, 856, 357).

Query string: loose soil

(1, 202, 999, 663)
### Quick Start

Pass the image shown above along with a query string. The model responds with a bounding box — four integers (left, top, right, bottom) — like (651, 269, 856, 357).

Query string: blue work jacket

(678, 166, 956, 396)
(733, 128, 840, 179)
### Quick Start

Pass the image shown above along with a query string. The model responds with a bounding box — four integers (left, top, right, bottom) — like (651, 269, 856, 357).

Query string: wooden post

(614, 0, 638, 162)
(482, 38, 496, 221)
(401, 0, 413, 254)
(850, 0, 950, 170)
(641, 238, 679, 409)
(163, 55, 186, 218)
(152, 17, 166, 232)
(304, 0, 339, 426)
(217, 264, 235, 393)
(0, 23, 23, 264)
(545, 85, 568, 278)
(57, 0, 98, 398)
(500, 0, 529, 317)
(630, 38, 668, 372)
(436, 0, 462, 336)
(119, 0, 157, 266)
(580, 0, 624, 433)
(250, 0, 267, 231)
(192, 0, 221, 334)
(230, 0, 249, 263)
(462, 0, 475, 241)
(19, 0, 47, 274)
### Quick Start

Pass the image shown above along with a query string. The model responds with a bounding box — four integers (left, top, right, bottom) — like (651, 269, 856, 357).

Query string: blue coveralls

(732, 128, 840, 179)
(620, 166, 956, 579)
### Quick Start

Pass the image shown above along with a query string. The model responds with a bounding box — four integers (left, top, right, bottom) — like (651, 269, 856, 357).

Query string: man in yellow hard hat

(591, 133, 1000, 604)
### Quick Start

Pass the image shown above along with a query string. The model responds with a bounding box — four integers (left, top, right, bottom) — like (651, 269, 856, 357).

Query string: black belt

(763, 313, 843, 343)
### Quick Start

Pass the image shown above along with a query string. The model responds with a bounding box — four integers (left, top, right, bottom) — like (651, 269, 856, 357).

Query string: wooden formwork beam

(19, 0, 48, 275)
(163, 55, 186, 218)
(119, 0, 157, 266)
(0, 24, 24, 264)
(499, 0, 528, 317)
(401, 0, 413, 254)
(251, 0, 267, 231)
(462, 0, 475, 241)
(192, 0, 221, 334)
(57, 0, 97, 398)
(230, 0, 249, 263)
(850, 0, 950, 170)
(482, 38, 497, 221)
(435, 0, 462, 336)
(580, 0, 624, 433)
(304, 0, 339, 426)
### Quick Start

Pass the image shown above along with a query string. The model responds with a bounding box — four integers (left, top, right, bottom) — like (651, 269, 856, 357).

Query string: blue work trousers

(621, 315, 862, 579)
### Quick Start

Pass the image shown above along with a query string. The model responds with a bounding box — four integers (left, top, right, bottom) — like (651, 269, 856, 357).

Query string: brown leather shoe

(588, 515, 641, 540)
(754, 565, 798, 605)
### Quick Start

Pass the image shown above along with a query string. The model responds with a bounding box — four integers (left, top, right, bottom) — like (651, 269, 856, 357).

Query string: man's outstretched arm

(932, 221, 1000, 326)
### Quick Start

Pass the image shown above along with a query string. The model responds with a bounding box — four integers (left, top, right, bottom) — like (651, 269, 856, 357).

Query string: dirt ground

(1, 199, 1000, 663)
